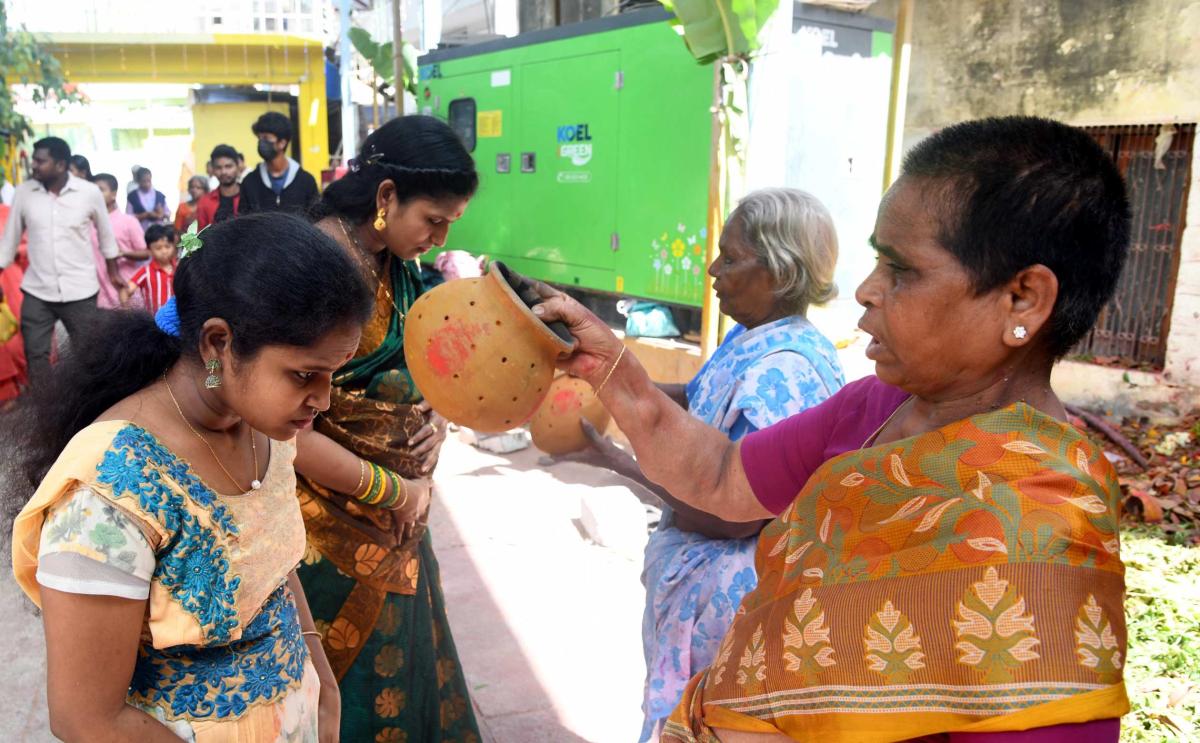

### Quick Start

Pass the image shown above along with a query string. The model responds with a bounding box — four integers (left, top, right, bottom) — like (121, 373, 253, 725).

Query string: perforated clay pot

(529, 374, 612, 456)
(404, 262, 576, 433)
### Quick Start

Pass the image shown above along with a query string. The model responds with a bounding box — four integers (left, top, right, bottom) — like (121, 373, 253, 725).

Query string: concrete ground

(0, 430, 653, 743)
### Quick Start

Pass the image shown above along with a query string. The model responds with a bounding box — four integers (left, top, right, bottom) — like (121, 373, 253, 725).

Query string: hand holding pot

(403, 262, 577, 432)
(529, 281, 625, 384)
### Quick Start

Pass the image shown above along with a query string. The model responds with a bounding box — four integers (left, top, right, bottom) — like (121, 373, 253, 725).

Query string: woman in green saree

(295, 116, 481, 742)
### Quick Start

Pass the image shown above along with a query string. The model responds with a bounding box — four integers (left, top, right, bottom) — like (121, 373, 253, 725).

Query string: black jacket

(240, 159, 319, 215)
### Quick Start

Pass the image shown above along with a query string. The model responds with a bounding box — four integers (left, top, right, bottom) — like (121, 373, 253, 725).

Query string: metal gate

(1073, 123, 1195, 369)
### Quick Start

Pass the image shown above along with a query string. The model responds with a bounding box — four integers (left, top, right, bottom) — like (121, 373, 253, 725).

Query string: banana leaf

(348, 27, 418, 95)
(660, 0, 780, 63)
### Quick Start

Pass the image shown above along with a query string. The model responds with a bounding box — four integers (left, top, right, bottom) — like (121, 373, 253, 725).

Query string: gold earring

(374, 208, 387, 231)
(204, 359, 222, 389)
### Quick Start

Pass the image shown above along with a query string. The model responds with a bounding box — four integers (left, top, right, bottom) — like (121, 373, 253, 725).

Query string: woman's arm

(288, 571, 340, 743)
(294, 428, 431, 525)
(656, 382, 689, 409)
(578, 421, 766, 539)
(533, 287, 773, 524)
(40, 588, 179, 742)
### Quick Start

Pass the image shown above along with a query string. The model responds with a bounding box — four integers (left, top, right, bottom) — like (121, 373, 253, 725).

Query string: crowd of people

(0, 112, 1133, 743)
(0, 112, 322, 405)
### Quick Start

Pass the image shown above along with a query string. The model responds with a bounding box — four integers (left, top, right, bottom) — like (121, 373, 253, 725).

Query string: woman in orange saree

(664, 400, 1125, 741)
(533, 116, 1132, 741)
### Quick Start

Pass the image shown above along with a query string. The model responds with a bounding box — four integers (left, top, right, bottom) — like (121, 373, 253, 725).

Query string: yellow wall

(192, 101, 291, 175)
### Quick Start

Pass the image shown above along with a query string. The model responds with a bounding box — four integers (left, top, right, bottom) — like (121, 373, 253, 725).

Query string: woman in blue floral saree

(584, 189, 846, 739)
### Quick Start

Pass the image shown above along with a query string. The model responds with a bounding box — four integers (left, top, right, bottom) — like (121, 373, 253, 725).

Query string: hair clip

(348, 152, 384, 173)
(178, 222, 205, 260)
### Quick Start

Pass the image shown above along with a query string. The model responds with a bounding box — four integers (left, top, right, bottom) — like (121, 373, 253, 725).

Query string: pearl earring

(1013, 325, 1028, 340)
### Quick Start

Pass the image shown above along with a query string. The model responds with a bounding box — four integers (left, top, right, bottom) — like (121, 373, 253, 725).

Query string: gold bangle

(396, 476, 409, 511)
(358, 463, 375, 503)
(301, 630, 322, 638)
(593, 345, 627, 396)
(353, 459, 367, 497)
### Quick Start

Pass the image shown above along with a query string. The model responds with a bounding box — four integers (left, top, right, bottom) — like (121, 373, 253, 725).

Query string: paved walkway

(0, 431, 652, 742)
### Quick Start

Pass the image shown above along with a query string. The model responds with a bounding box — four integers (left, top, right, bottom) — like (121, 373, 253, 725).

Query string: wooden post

(699, 62, 725, 361)
(392, 0, 406, 115)
(882, 0, 915, 191)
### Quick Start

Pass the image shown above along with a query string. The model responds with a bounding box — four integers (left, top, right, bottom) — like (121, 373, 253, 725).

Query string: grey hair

(731, 187, 839, 313)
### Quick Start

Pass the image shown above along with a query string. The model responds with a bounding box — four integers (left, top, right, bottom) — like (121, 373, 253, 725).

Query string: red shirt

(194, 189, 241, 229)
(128, 260, 176, 313)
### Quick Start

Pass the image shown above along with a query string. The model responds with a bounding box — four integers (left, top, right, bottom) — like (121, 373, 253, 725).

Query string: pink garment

(741, 375, 909, 515)
(905, 719, 1119, 742)
(739, 375, 1121, 742)
(92, 208, 147, 309)
(434, 250, 485, 281)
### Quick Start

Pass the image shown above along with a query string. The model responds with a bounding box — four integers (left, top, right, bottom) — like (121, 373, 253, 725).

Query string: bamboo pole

(392, 0, 406, 115)
(699, 62, 725, 361)
(881, 0, 915, 191)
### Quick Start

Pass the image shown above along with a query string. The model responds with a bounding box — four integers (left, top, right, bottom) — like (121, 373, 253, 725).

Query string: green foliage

(1120, 526, 1200, 742)
(348, 27, 417, 97)
(660, 0, 780, 63)
(0, 5, 81, 174)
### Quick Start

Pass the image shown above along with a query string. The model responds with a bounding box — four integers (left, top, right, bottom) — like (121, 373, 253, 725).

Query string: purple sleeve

(740, 376, 907, 515)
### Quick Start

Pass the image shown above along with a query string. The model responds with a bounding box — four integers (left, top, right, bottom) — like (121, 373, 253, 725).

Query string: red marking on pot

(549, 388, 581, 415)
(426, 320, 485, 377)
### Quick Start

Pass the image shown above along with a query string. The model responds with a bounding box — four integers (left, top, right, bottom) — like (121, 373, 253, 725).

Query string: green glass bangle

(380, 469, 404, 508)
(364, 463, 386, 504)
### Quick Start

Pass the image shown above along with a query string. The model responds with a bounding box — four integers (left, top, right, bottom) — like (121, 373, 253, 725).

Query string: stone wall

(870, 0, 1200, 415)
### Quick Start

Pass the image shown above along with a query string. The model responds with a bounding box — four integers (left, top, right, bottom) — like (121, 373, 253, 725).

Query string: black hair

(92, 172, 119, 193)
(252, 111, 294, 144)
(145, 224, 175, 245)
(311, 115, 478, 224)
(211, 144, 239, 164)
(11, 212, 374, 514)
(33, 137, 70, 164)
(69, 154, 92, 179)
(136, 167, 152, 180)
(900, 116, 1130, 357)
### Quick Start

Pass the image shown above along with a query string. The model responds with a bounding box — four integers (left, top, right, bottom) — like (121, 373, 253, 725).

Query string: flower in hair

(178, 222, 206, 260)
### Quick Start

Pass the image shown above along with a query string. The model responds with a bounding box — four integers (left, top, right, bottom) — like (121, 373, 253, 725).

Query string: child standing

(121, 224, 176, 312)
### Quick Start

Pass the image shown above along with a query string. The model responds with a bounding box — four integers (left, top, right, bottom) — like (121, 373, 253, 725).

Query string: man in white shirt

(0, 137, 125, 383)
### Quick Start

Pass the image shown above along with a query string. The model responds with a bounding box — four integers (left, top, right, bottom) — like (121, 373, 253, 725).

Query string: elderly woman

(591, 188, 844, 740)
(535, 117, 1129, 741)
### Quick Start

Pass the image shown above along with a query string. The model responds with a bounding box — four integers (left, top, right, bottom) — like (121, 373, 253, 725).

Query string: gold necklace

(163, 375, 261, 492)
(337, 218, 406, 320)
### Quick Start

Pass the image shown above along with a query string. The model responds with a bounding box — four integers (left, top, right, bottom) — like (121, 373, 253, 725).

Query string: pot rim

(485, 263, 578, 355)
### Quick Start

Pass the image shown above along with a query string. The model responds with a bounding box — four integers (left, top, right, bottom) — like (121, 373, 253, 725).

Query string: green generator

(417, 4, 894, 311)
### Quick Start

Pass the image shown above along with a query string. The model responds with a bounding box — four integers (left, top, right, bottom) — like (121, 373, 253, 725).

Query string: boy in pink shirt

(91, 173, 148, 308)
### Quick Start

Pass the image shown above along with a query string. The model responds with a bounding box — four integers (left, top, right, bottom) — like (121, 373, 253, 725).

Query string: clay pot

(404, 262, 575, 433)
(530, 375, 612, 455)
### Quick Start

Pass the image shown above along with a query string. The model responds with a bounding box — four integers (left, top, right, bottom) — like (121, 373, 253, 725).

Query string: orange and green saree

(663, 403, 1127, 742)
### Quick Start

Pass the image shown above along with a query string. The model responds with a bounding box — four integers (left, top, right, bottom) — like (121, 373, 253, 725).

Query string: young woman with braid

(296, 115, 482, 741)
(9, 212, 374, 741)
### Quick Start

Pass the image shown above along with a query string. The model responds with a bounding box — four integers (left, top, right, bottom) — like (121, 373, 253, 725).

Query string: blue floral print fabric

(640, 316, 844, 740)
